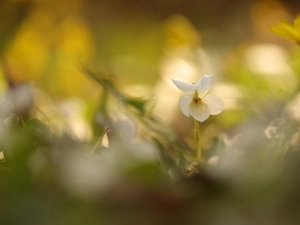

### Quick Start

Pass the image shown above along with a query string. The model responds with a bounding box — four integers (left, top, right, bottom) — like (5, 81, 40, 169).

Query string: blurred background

(1, 0, 300, 139)
(1, 0, 300, 224)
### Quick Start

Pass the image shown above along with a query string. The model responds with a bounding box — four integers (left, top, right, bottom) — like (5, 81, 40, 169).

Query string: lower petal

(179, 95, 192, 117)
(189, 101, 210, 122)
(203, 94, 224, 115)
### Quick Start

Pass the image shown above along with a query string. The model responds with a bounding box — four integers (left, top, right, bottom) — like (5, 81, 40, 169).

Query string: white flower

(172, 74, 224, 122)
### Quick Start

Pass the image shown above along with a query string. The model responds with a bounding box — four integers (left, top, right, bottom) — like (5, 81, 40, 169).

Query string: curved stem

(89, 128, 108, 155)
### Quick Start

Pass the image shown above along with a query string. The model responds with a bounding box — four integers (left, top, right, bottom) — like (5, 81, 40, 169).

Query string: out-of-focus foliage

(2, 0, 300, 224)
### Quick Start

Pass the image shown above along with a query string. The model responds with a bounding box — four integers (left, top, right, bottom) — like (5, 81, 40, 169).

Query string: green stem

(194, 119, 201, 162)
(89, 128, 108, 155)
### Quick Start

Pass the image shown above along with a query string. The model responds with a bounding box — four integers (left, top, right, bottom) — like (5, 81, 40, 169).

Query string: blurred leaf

(83, 67, 148, 116)
(125, 162, 168, 186)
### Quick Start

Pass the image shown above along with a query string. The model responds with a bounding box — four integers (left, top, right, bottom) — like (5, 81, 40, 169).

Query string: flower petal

(179, 95, 192, 117)
(196, 74, 213, 98)
(203, 94, 224, 115)
(270, 25, 298, 40)
(280, 22, 300, 40)
(172, 79, 195, 95)
(270, 25, 293, 39)
(294, 15, 300, 32)
(189, 101, 210, 122)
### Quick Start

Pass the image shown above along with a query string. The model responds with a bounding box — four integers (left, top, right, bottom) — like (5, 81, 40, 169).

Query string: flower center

(193, 97, 201, 104)
(193, 90, 201, 104)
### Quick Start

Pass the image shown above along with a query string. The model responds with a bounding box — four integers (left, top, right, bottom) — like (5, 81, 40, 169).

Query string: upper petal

(189, 101, 210, 122)
(179, 95, 192, 117)
(196, 74, 213, 98)
(172, 79, 196, 95)
(203, 94, 224, 115)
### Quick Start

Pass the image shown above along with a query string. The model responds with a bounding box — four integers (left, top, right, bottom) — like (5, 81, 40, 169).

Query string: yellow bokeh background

(1, 0, 300, 139)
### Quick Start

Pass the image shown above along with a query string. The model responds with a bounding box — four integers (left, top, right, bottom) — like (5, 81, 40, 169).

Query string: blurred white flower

(172, 74, 224, 122)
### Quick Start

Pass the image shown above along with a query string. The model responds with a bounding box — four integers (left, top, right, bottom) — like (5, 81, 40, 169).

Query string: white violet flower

(172, 74, 224, 122)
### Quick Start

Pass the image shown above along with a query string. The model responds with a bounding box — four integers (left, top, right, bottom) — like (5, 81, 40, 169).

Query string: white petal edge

(196, 74, 213, 98)
(179, 95, 192, 117)
(189, 101, 210, 122)
(203, 94, 224, 115)
(172, 79, 196, 95)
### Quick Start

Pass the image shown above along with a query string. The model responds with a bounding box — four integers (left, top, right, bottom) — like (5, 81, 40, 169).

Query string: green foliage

(2, 64, 300, 224)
